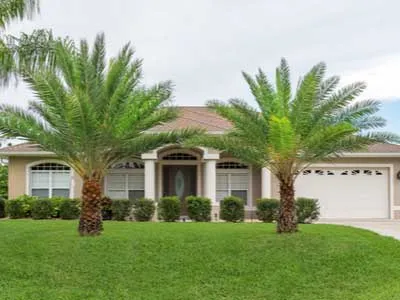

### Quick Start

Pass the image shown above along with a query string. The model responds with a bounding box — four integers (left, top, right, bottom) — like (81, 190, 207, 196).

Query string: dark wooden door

(163, 165, 197, 215)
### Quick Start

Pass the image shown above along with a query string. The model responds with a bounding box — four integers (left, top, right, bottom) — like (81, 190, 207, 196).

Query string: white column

(261, 167, 271, 198)
(144, 160, 156, 200)
(204, 160, 216, 203)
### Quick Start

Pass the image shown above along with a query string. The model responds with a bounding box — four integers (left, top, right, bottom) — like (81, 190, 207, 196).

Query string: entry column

(204, 160, 217, 203)
(144, 160, 156, 200)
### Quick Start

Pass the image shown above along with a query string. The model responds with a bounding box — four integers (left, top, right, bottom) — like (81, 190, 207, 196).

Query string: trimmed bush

(59, 199, 80, 220)
(5, 199, 25, 219)
(31, 199, 53, 219)
(49, 197, 67, 218)
(0, 198, 5, 218)
(132, 198, 155, 221)
(186, 196, 211, 222)
(158, 196, 180, 222)
(14, 195, 38, 217)
(111, 199, 131, 221)
(220, 196, 244, 222)
(296, 197, 320, 224)
(101, 196, 112, 220)
(256, 198, 279, 222)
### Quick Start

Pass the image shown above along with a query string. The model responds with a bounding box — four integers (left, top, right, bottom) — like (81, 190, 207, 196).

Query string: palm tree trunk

(78, 179, 103, 236)
(277, 179, 298, 233)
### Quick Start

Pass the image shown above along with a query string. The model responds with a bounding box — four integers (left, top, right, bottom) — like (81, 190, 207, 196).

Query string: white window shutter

(31, 171, 50, 188)
(107, 174, 125, 190)
(128, 173, 144, 190)
(52, 171, 70, 188)
(230, 174, 248, 190)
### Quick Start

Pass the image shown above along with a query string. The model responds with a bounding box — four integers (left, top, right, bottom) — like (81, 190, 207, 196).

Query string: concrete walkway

(318, 219, 400, 240)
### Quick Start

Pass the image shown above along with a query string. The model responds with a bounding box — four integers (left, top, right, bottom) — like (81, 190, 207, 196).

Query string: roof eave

(0, 151, 56, 157)
(340, 152, 400, 158)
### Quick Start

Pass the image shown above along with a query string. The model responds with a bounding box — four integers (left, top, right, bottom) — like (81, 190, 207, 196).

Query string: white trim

(25, 159, 74, 198)
(261, 167, 271, 199)
(305, 163, 394, 219)
(341, 153, 400, 158)
(0, 151, 56, 157)
(248, 165, 253, 208)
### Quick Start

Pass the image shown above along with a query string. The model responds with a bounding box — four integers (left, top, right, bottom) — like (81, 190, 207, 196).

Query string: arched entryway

(158, 147, 203, 216)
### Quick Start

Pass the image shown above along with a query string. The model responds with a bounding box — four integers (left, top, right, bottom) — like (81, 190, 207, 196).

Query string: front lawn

(0, 221, 400, 299)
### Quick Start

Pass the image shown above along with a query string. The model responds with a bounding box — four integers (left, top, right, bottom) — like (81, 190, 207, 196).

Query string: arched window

(162, 153, 197, 160)
(216, 161, 249, 204)
(30, 162, 71, 198)
(105, 160, 145, 200)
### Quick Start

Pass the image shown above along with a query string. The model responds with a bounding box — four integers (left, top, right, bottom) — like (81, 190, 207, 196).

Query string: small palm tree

(0, 33, 199, 235)
(188, 59, 397, 233)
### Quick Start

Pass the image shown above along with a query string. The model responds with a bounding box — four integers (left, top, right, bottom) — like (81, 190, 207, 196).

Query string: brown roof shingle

(148, 106, 232, 132)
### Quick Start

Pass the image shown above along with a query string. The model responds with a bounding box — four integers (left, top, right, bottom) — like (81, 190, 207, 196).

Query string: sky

(1, 0, 400, 134)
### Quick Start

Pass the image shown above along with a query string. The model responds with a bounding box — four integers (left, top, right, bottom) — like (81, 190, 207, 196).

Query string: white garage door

(295, 167, 389, 219)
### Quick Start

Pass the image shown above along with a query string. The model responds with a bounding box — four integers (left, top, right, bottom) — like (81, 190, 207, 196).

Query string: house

(1, 106, 400, 220)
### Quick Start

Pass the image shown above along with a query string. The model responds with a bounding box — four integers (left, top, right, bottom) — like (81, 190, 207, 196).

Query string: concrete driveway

(318, 219, 400, 240)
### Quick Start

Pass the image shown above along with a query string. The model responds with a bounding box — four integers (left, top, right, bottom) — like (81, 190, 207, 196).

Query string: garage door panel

(295, 167, 389, 218)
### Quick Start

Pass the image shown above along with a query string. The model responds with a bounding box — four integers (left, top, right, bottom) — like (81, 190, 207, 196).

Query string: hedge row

(1, 195, 320, 223)
(4, 195, 81, 219)
(256, 197, 320, 224)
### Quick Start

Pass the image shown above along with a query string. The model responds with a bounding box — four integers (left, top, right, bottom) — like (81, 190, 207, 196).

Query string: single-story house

(1, 106, 400, 220)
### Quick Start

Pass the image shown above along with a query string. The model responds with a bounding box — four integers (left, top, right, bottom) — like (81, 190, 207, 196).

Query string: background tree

(0, 0, 63, 86)
(188, 59, 397, 233)
(0, 164, 7, 199)
(0, 33, 200, 235)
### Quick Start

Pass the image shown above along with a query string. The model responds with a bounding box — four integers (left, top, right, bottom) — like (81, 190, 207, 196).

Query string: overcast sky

(1, 0, 400, 118)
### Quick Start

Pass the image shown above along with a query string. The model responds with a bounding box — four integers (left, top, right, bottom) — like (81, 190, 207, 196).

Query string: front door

(163, 165, 197, 215)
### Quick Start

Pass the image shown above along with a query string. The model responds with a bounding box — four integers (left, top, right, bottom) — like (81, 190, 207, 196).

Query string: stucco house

(1, 106, 400, 220)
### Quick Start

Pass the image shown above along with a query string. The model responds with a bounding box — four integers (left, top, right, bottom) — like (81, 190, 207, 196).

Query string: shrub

(31, 199, 53, 219)
(132, 198, 155, 221)
(15, 195, 38, 217)
(186, 196, 211, 221)
(111, 199, 131, 221)
(158, 196, 180, 222)
(5, 199, 25, 218)
(101, 196, 112, 220)
(0, 198, 5, 218)
(220, 196, 244, 222)
(49, 196, 67, 218)
(256, 198, 279, 222)
(59, 198, 81, 219)
(296, 197, 320, 224)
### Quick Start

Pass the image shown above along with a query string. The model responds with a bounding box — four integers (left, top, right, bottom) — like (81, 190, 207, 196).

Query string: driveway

(318, 219, 400, 240)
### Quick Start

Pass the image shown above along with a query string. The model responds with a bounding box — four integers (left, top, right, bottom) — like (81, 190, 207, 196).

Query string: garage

(295, 166, 390, 219)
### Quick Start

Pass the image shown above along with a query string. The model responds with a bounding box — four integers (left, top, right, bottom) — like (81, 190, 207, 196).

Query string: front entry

(163, 165, 197, 215)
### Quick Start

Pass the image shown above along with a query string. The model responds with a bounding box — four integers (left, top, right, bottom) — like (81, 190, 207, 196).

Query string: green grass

(1, 221, 400, 300)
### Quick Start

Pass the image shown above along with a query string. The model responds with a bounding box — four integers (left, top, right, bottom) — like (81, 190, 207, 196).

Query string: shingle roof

(0, 143, 43, 153)
(1, 106, 399, 156)
(148, 106, 232, 132)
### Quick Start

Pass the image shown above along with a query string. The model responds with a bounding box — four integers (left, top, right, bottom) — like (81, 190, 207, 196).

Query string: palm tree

(0, 0, 39, 27)
(0, 0, 62, 86)
(0, 33, 200, 235)
(187, 59, 397, 233)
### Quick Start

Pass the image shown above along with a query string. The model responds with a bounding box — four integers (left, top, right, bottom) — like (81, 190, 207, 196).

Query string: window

(30, 163, 71, 198)
(216, 162, 249, 204)
(106, 172, 144, 200)
(162, 152, 197, 160)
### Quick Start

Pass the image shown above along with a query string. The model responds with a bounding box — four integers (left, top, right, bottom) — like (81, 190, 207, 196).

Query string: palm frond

(0, 0, 39, 28)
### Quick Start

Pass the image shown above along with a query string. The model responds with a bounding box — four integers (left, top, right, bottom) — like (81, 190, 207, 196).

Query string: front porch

(104, 145, 273, 216)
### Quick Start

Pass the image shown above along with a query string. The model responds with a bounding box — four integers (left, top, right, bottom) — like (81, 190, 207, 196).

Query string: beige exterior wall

(7, 156, 82, 199)
(8, 154, 400, 219)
